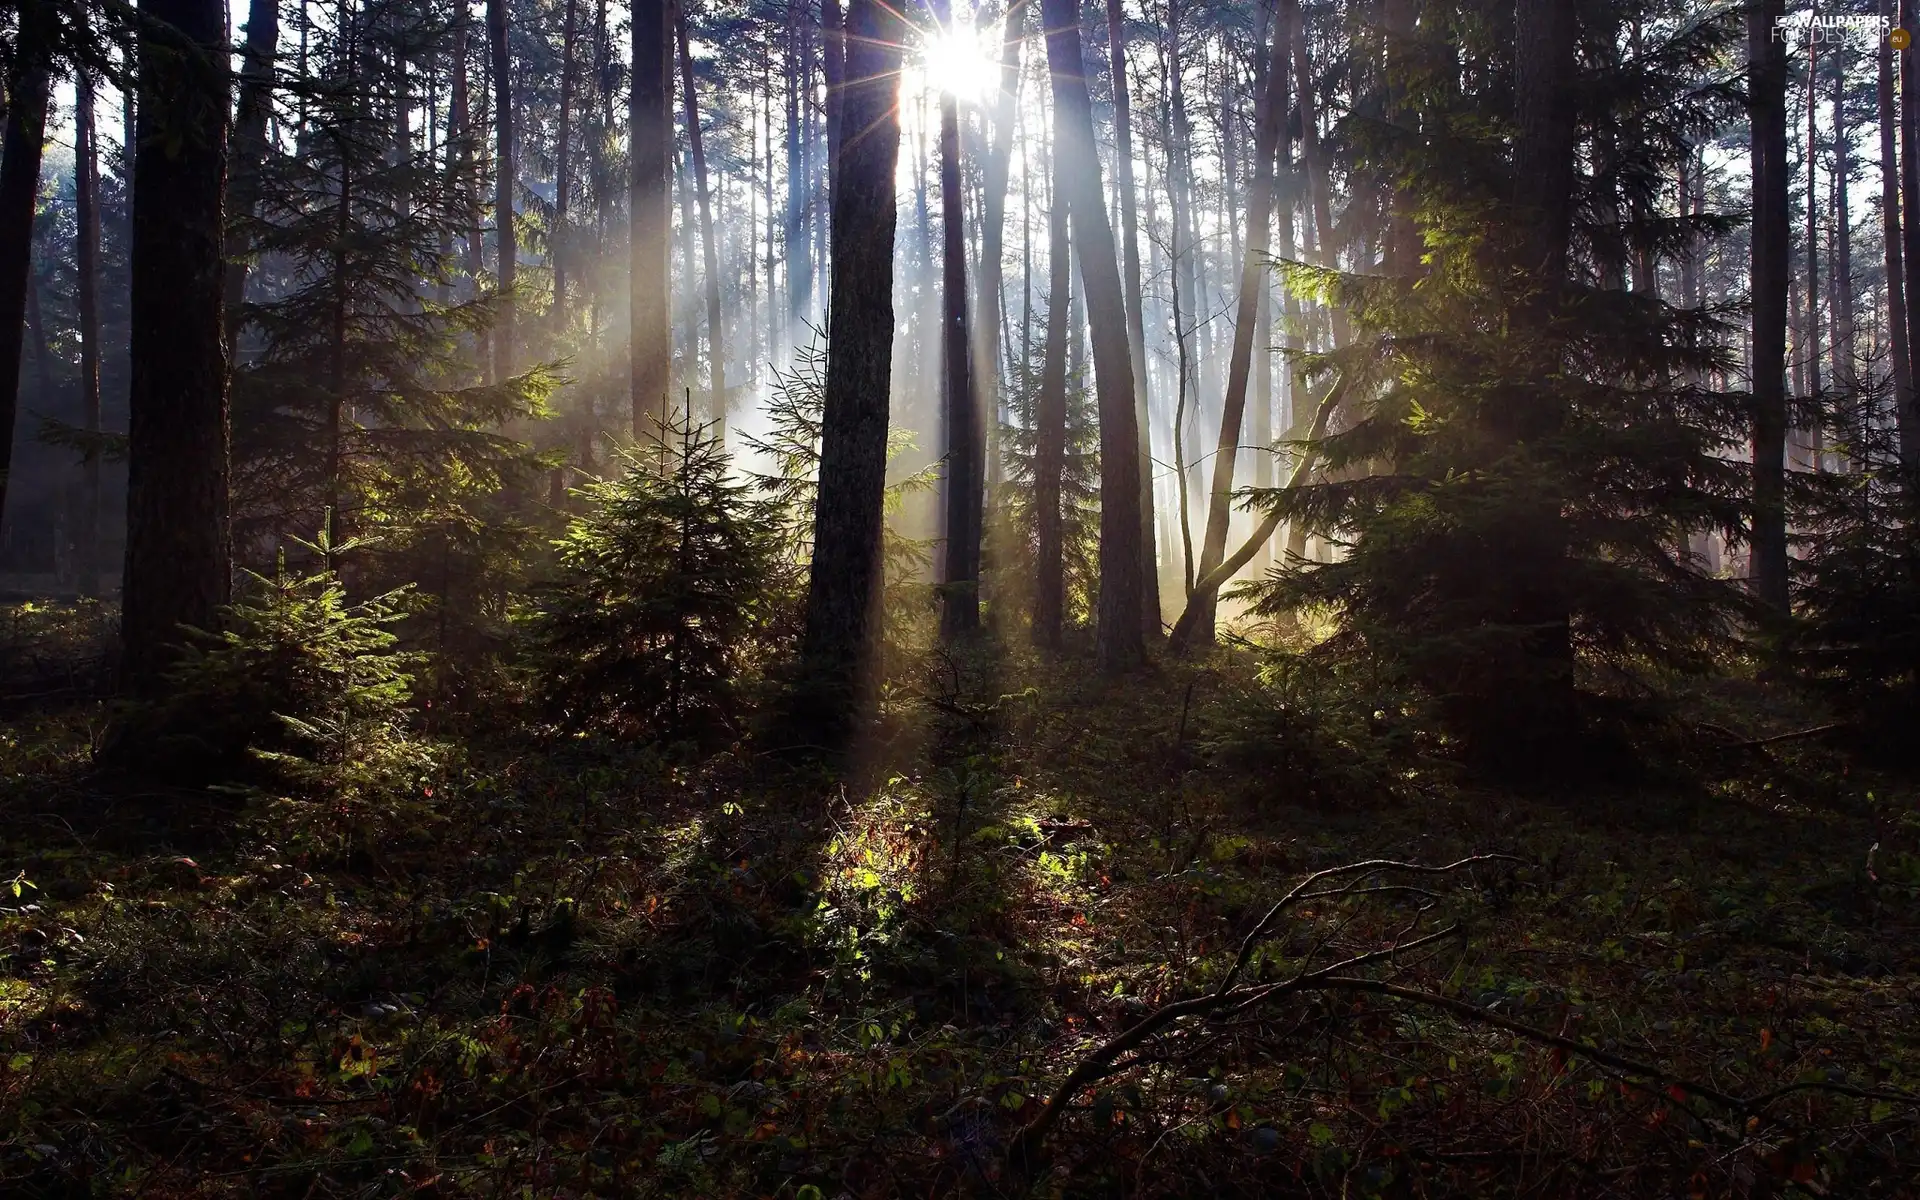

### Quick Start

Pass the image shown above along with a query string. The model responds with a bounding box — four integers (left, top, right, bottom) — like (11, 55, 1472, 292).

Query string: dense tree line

(2, 0, 1919, 755)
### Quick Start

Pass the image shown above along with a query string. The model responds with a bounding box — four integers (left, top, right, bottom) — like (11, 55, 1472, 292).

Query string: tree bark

(1880, 0, 1914, 462)
(1043, 0, 1145, 672)
(675, 0, 727, 436)
(1033, 102, 1072, 650)
(120, 0, 232, 696)
(977, 0, 1028, 514)
(799, 0, 905, 737)
(77, 66, 106, 597)
(224, 0, 279, 354)
(1831, 43, 1854, 411)
(785, 2, 812, 332)
(0, 9, 50, 531)
(1804, 29, 1823, 432)
(1901, 0, 1920, 468)
(936, 0, 982, 638)
(1174, 8, 1289, 652)
(632, 0, 672, 436)
(1106, 0, 1159, 636)
(1749, 0, 1790, 612)
(452, 7, 488, 377)
(822, 0, 845, 181)
(554, 0, 580, 327)
(488, 0, 517, 379)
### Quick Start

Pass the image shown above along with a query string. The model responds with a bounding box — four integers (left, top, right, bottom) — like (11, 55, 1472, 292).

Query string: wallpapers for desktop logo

(1773, 11, 1905, 48)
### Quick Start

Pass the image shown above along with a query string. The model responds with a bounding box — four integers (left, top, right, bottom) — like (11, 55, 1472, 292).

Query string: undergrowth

(0, 604, 1916, 1197)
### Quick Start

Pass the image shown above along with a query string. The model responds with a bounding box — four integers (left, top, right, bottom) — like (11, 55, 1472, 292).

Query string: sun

(919, 17, 1000, 105)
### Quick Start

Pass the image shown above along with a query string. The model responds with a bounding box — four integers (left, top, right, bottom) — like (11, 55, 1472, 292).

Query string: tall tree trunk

(1887, 0, 1917, 461)
(1043, 0, 1145, 672)
(1749, 0, 1790, 613)
(799, 0, 905, 739)
(936, 0, 982, 638)
(77, 66, 106, 597)
(1831, 46, 1854, 413)
(1173, 7, 1289, 652)
(0, 8, 50, 530)
(328, 20, 357, 538)
(784, 3, 812, 332)
(1289, 0, 1335, 264)
(822, 0, 845, 178)
(452, 9, 489, 374)
(977, 0, 1028, 513)
(632, 0, 672, 436)
(1165, 3, 1201, 405)
(674, 0, 727, 437)
(120, 0, 232, 697)
(1804, 29, 1823, 433)
(1033, 104, 1072, 649)
(488, 0, 516, 379)
(224, 0, 279, 353)
(1106, 0, 1159, 636)
(676, 145, 699, 409)
(1902, 0, 1920, 469)
(554, 0, 580, 327)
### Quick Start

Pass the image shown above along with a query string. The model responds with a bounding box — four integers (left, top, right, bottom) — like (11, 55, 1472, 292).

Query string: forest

(1, 0, 1919, 1193)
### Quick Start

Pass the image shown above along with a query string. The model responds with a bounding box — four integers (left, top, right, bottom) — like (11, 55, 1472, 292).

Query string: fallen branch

(1004, 853, 1920, 1172)
(1714, 722, 1851, 752)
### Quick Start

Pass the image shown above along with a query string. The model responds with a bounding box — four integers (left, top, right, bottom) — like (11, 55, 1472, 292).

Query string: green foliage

(525, 419, 783, 744)
(993, 354, 1101, 626)
(742, 332, 939, 641)
(1790, 394, 1920, 758)
(230, 0, 556, 670)
(130, 528, 423, 788)
(1235, 4, 1749, 763)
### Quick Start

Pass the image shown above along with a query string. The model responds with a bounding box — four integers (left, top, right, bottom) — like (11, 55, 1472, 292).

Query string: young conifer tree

(1237, 0, 1750, 770)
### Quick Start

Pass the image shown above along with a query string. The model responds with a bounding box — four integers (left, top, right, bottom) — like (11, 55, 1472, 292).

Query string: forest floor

(1, 604, 1917, 1197)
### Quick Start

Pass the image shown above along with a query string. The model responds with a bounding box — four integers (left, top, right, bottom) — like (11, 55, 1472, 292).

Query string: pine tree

(1236, 0, 1750, 769)
(229, 0, 552, 658)
(528, 418, 780, 743)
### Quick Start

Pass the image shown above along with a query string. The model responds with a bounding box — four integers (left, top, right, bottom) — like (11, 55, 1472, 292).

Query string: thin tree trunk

(1173, 8, 1288, 652)
(0, 14, 50, 529)
(1749, 0, 1791, 612)
(785, 3, 811, 332)
(120, 0, 232, 697)
(1805, 28, 1823, 436)
(632, 0, 672, 437)
(77, 66, 106, 596)
(1106, 0, 1159, 636)
(1034, 107, 1072, 649)
(1886, 0, 1917, 461)
(1043, 0, 1145, 672)
(799, 0, 905, 739)
(224, 0, 279, 353)
(328, 18, 357, 540)
(1901, 0, 1920, 469)
(554, 0, 580, 327)
(822, 0, 845, 179)
(1171, 217, 1195, 596)
(452, 7, 488, 376)
(936, 0, 982, 638)
(1289, 0, 1335, 267)
(488, 0, 516, 379)
(1832, 47, 1854, 413)
(675, 0, 727, 437)
(978, 0, 1029, 516)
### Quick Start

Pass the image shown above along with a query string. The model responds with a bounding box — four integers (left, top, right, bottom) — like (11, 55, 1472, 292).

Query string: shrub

(117, 530, 422, 788)
(525, 417, 783, 745)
